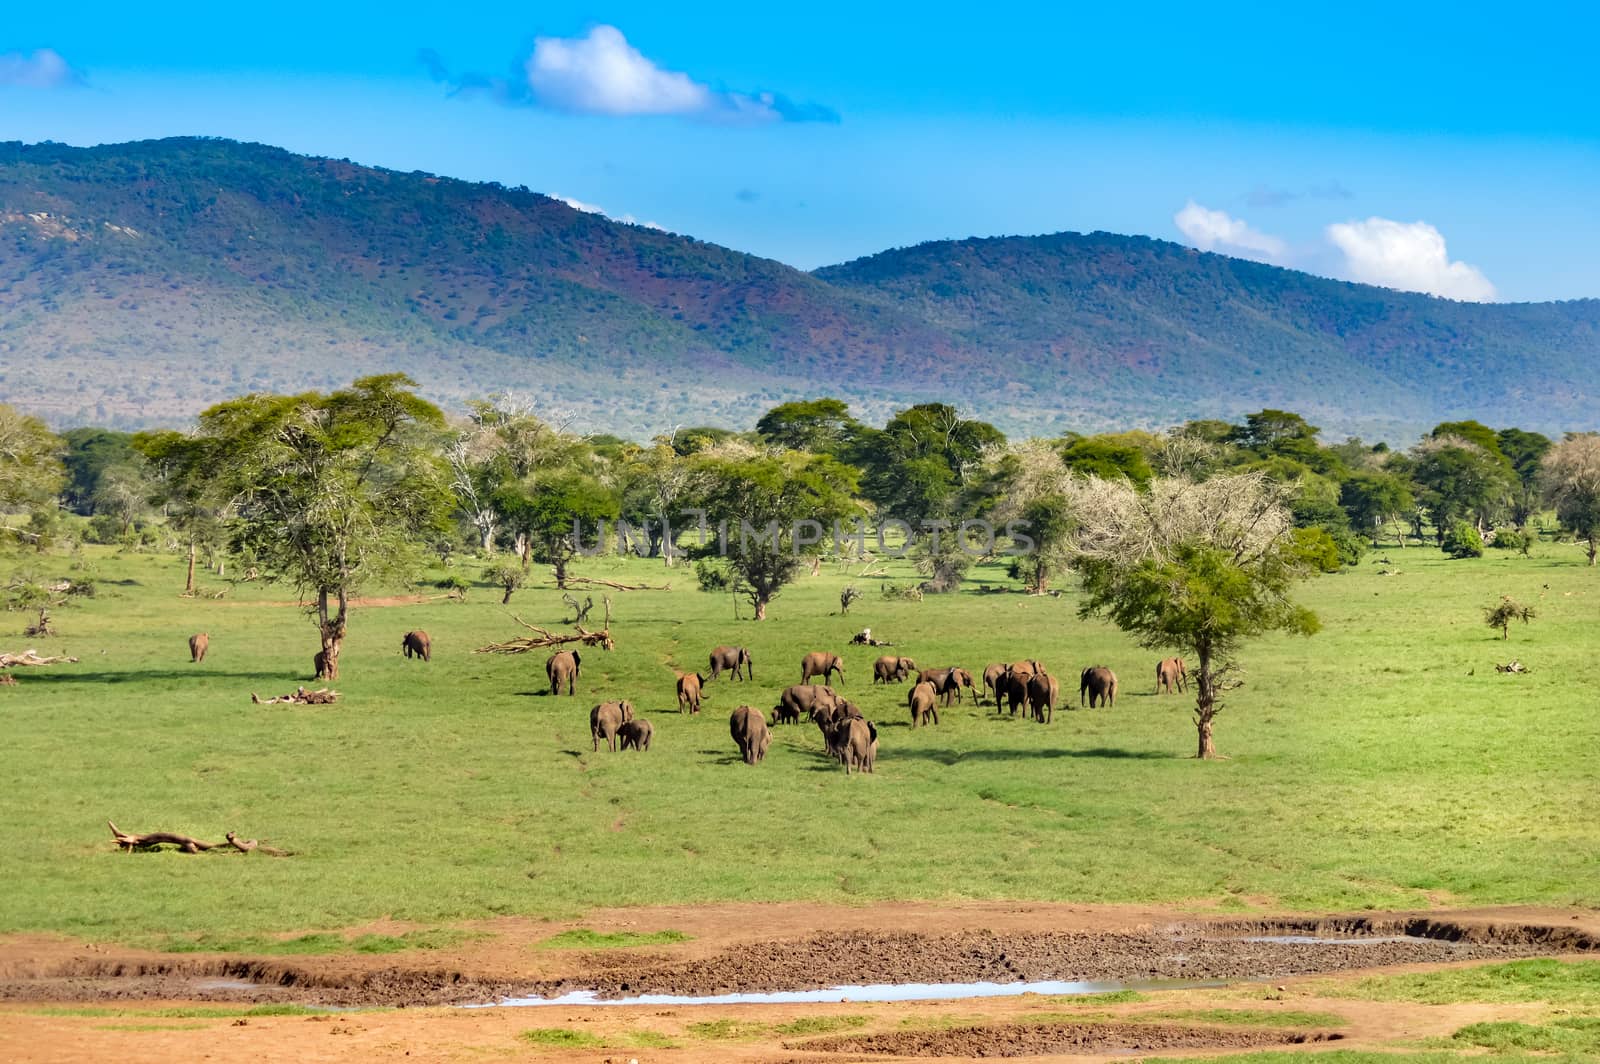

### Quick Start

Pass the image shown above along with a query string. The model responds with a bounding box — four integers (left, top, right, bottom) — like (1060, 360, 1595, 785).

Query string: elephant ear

(572, 650, 582, 672)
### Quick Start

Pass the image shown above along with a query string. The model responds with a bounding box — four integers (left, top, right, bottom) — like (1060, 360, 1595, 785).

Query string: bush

(1291, 527, 1342, 573)
(1488, 528, 1527, 551)
(1441, 520, 1484, 558)
(694, 560, 731, 592)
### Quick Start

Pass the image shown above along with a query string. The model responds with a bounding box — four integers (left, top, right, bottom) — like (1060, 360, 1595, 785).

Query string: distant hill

(0, 137, 1595, 438)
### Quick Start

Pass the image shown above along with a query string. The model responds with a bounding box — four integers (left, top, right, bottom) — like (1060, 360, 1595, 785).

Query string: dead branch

(251, 686, 339, 705)
(0, 650, 79, 668)
(562, 592, 594, 624)
(567, 576, 671, 592)
(474, 611, 616, 653)
(108, 821, 291, 856)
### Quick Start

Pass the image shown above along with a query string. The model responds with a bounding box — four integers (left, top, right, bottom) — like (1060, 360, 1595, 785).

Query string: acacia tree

(494, 473, 619, 588)
(692, 450, 859, 619)
(1069, 472, 1320, 759)
(0, 403, 63, 543)
(191, 375, 451, 680)
(134, 430, 231, 594)
(1541, 433, 1600, 565)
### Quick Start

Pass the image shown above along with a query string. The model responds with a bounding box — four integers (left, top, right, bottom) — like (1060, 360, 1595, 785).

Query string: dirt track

(0, 903, 1595, 1063)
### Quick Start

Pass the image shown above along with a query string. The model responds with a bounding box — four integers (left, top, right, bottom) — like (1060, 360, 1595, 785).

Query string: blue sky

(3, 2, 1597, 301)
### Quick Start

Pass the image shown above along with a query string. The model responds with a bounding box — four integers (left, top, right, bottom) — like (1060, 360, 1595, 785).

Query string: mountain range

(1, 137, 1594, 440)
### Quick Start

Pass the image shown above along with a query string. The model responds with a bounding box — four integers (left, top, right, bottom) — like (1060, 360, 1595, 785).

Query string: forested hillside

(1, 138, 1595, 437)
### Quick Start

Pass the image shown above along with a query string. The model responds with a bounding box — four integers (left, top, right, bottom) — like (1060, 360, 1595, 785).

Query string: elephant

(677, 671, 706, 714)
(1026, 671, 1060, 724)
(981, 662, 1008, 704)
(832, 716, 878, 774)
(591, 700, 635, 752)
(730, 705, 771, 765)
(940, 667, 975, 706)
(547, 650, 581, 696)
(770, 702, 801, 725)
(873, 655, 918, 684)
(188, 632, 209, 663)
(618, 718, 653, 752)
(996, 668, 1030, 716)
(1156, 657, 1188, 694)
(1080, 666, 1118, 708)
(800, 651, 845, 685)
(708, 645, 753, 682)
(401, 629, 431, 661)
(908, 680, 939, 727)
(779, 683, 842, 724)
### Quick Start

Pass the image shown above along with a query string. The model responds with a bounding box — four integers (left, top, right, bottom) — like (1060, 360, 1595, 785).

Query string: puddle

(468, 977, 1225, 1009)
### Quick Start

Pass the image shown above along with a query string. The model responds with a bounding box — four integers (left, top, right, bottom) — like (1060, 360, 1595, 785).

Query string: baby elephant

(591, 700, 635, 752)
(401, 629, 431, 661)
(188, 632, 209, 663)
(677, 671, 705, 714)
(618, 718, 653, 752)
(730, 705, 770, 765)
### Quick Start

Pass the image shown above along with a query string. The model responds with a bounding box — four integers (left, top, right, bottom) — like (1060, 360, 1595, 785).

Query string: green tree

(1225, 409, 1319, 454)
(59, 428, 140, 515)
(1411, 436, 1515, 539)
(187, 375, 452, 680)
(494, 473, 620, 588)
(1058, 436, 1154, 487)
(855, 404, 1004, 522)
(1070, 472, 1319, 759)
(1497, 427, 1553, 529)
(754, 398, 861, 454)
(692, 451, 860, 619)
(0, 402, 64, 517)
(1541, 433, 1600, 566)
(1339, 470, 1416, 545)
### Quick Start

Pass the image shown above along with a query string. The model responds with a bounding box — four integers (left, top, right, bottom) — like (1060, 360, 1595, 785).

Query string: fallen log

(0, 650, 79, 668)
(567, 576, 671, 592)
(108, 821, 291, 856)
(251, 686, 339, 705)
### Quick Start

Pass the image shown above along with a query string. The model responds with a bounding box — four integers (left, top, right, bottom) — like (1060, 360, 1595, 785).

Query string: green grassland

(0, 540, 1595, 942)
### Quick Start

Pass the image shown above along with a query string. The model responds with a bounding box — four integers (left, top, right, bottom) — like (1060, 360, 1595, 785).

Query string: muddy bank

(794, 1020, 1343, 1057)
(0, 915, 1591, 1008)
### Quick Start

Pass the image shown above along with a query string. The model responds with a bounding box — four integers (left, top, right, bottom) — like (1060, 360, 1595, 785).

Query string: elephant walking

(591, 700, 635, 752)
(800, 651, 846, 685)
(1156, 657, 1187, 694)
(730, 705, 770, 765)
(547, 650, 581, 696)
(188, 633, 209, 663)
(832, 717, 877, 774)
(401, 629, 431, 661)
(908, 680, 939, 727)
(708, 645, 753, 682)
(618, 718, 653, 751)
(677, 671, 705, 714)
(1080, 666, 1118, 708)
(1026, 671, 1059, 723)
(873, 655, 917, 684)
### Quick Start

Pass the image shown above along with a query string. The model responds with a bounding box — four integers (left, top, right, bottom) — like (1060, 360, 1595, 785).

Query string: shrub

(1441, 520, 1484, 558)
(1488, 528, 1527, 551)
(1292, 527, 1342, 573)
(694, 559, 731, 592)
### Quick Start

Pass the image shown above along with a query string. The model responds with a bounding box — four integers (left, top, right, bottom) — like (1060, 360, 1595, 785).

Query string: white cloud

(522, 26, 836, 123)
(1325, 217, 1497, 302)
(0, 48, 83, 89)
(554, 193, 664, 231)
(1173, 201, 1289, 263)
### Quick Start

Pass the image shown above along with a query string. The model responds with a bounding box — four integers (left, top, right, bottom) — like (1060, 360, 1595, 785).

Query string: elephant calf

(401, 629, 431, 661)
(188, 632, 209, 664)
(730, 705, 770, 765)
(618, 718, 653, 752)
(908, 680, 939, 727)
(1156, 657, 1187, 694)
(832, 716, 878, 774)
(873, 655, 916, 684)
(591, 700, 635, 752)
(547, 650, 581, 696)
(677, 671, 705, 714)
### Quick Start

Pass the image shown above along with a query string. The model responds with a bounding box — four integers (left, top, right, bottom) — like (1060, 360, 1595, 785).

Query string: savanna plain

(1, 540, 1597, 1063)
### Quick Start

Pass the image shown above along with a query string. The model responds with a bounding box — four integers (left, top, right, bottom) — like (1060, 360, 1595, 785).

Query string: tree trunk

(753, 594, 768, 621)
(1588, 537, 1597, 566)
(184, 538, 197, 595)
(1194, 642, 1218, 760)
(502, 585, 514, 604)
(316, 588, 347, 681)
(479, 522, 495, 554)
(552, 555, 569, 590)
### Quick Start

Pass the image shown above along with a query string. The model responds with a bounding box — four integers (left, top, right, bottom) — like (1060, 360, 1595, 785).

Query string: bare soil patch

(795, 1020, 1342, 1056)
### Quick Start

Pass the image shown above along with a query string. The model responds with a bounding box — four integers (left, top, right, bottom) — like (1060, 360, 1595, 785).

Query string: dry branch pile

(108, 821, 291, 856)
(0, 650, 79, 668)
(567, 576, 670, 592)
(251, 686, 339, 705)
(475, 602, 616, 654)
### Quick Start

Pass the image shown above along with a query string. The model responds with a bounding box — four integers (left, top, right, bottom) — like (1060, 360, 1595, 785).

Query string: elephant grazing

(730, 705, 770, 765)
(188, 633, 209, 664)
(908, 680, 939, 727)
(546, 650, 581, 696)
(832, 716, 878, 774)
(770, 702, 801, 725)
(590, 700, 635, 752)
(996, 667, 1031, 716)
(981, 662, 1007, 704)
(401, 629, 431, 662)
(873, 655, 917, 684)
(677, 671, 705, 714)
(939, 667, 975, 706)
(1080, 666, 1118, 708)
(800, 651, 845, 685)
(618, 718, 653, 752)
(707, 645, 753, 682)
(1026, 671, 1060, 724)
(1156, 657, 1187, 694)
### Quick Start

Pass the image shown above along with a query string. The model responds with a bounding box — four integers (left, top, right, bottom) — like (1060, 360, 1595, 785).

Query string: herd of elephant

(186, 628, 1188, 774)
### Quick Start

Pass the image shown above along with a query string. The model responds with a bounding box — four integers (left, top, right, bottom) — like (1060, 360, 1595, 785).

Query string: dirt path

(0, 903, 1594, 1063)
